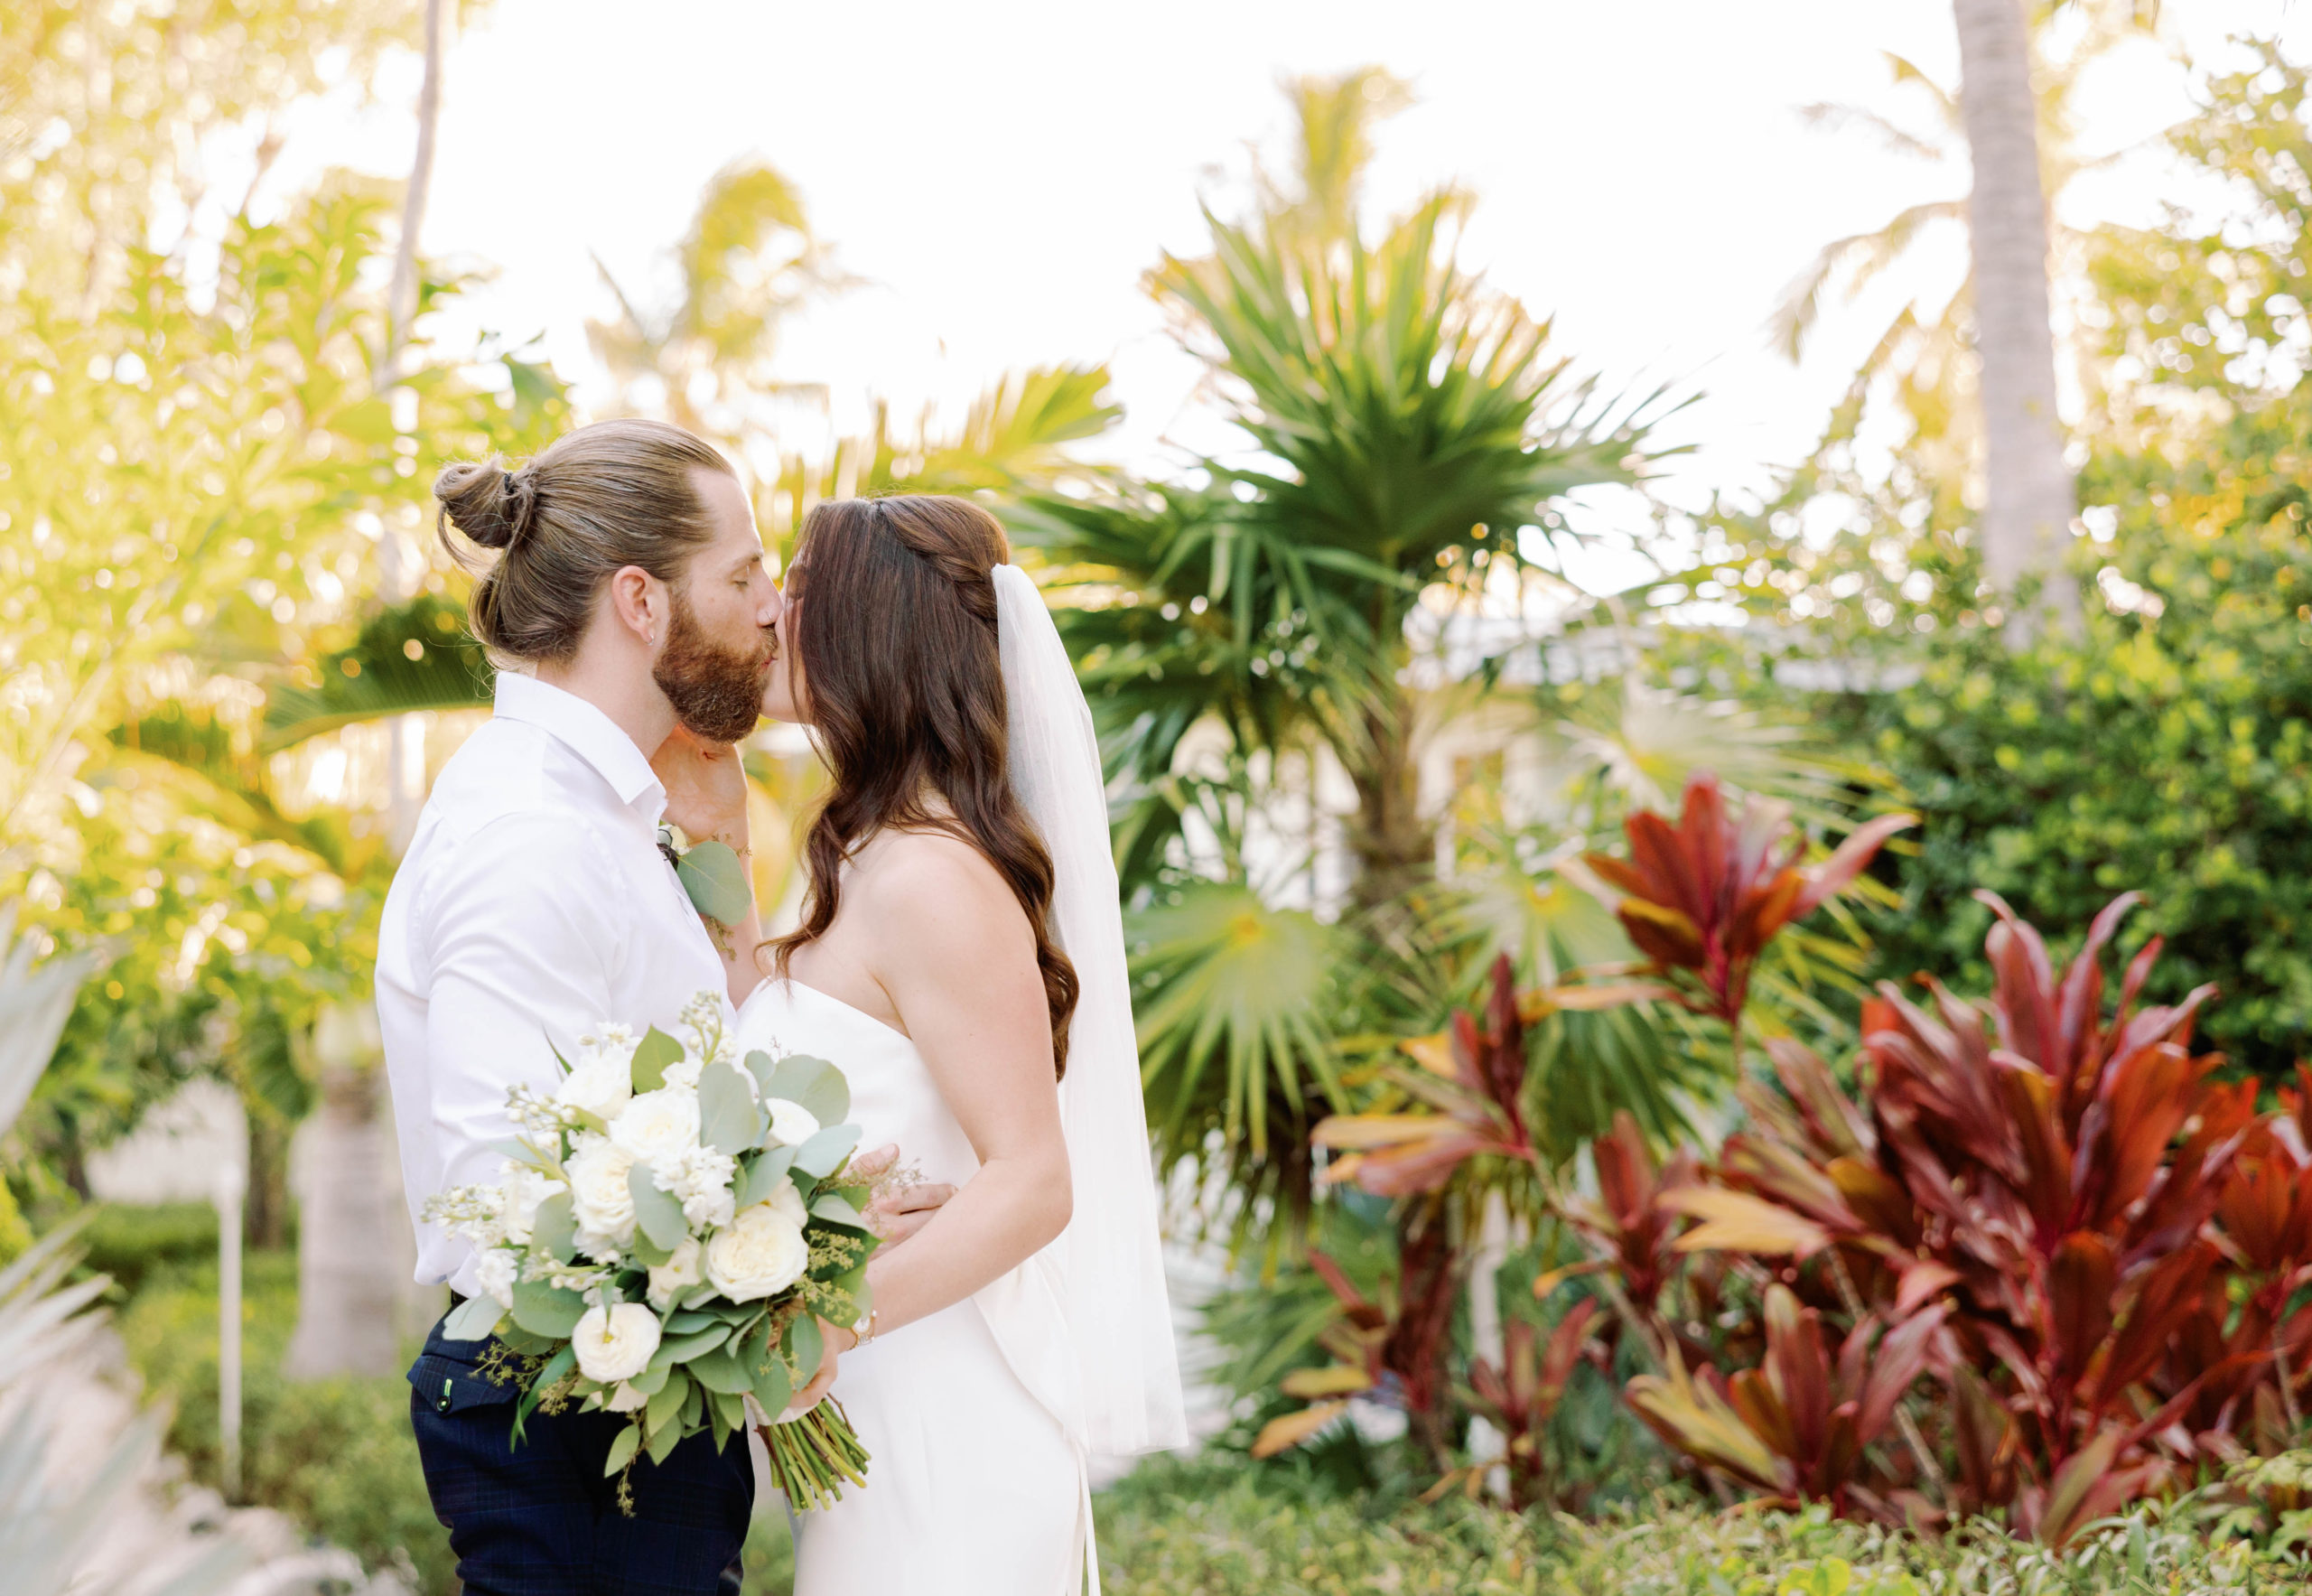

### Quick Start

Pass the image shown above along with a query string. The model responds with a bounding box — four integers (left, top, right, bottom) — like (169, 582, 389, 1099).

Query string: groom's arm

(416, 812, 620, 1294)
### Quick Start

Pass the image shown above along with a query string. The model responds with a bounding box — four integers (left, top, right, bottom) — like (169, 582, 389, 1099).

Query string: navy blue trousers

(407, 1313, 753, 1596)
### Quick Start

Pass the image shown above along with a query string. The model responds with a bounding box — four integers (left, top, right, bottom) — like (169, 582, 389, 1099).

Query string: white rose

(472, 1247, 518, 1311)
(571, 1302, 661, 1385)
(566, 1134, 638, 1250)
(767, 1179, 808, 1230)
(764, 1097, 820, 1148)
(499, 1165, 563, 1246)
(607, 1381, 648, 1413)
(704, 1202, 810, 1302)
(660, 1057, 704, 1091)
(610, 1087, 701, 1165)
(648, 1235, 705, 1310)
(556, 1053, 632, 1121)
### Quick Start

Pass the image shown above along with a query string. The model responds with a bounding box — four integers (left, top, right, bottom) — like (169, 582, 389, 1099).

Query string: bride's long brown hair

(768, 495, 1077, 1076)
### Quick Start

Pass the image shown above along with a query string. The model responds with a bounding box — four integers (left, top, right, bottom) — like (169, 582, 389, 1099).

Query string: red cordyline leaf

(1585, 771, 1913, 1023)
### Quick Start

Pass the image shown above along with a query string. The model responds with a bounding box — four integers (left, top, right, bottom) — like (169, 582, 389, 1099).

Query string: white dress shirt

(377, 673, 727, 1299)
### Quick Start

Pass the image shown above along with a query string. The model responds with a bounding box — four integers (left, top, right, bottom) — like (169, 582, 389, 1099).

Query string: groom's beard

(655, 593, 772, 743)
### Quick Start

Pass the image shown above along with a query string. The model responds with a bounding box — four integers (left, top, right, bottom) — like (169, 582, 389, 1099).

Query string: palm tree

(588, 158, 844, 444)
(1008, 70, 1693, 1226)
(1953, 0, 2077, 629)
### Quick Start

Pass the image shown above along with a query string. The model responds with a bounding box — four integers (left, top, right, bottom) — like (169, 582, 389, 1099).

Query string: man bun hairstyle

(434, 418, 736, 665)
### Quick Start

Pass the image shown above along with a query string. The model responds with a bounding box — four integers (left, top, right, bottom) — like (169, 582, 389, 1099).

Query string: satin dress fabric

(732, 978, 1095, 1595)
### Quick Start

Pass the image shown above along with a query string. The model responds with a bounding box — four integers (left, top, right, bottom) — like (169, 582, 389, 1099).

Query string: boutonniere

(657, 824, 753, 940)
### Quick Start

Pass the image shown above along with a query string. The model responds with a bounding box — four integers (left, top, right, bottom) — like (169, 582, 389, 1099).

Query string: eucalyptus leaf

(808, 1193, 866, 1229)
(663, 1310, 717, 1336)
(707, 1391, 731, 1452)
(631, 1027, 685, 1092)
(747, 1340, 792, 1417)
(602, 1422, 641, 1478)
(791, 1124, 862, 1180)
(699, 1058, 763, 1154)
(629, 1227, 674, 1269)
(764, 1054, 850, 1127)
(788, 1312, 824, 1379)
(441, 1291, 506, 1342)
(510, 1279, 586, 1339)
(738, 1146, 795, 1209)
(681, 1380, 704, 1430)
(713, 1389, 747, 1435)
(658, 1324, 733, 1362)
(646, 1416, 684, 1465)
(648, 1368, 691, 1433)
(690, 1343, 753, 1395)
(676, 839, 753, 924)
(628, 1164, 690, 1252)
(531, 1190, 577, 1264)
(742, 1050, 778, 1099)
(629, 1360, 672, 1397)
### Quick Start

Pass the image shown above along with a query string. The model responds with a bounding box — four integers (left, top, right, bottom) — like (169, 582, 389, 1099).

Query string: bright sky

(262, 0, 2306, 589)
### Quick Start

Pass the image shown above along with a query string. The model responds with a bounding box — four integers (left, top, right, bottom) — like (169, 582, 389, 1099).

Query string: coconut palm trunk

(1953, 0, 2077, 630)
(283, 0, 446, 1380)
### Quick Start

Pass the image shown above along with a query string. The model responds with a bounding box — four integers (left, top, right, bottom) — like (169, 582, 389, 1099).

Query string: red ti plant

(1583, 771, 1913, 1057)
(1647, 890, 2297, 1543)
(1626, 1284, 1949, 1526)
(1440, 1297, 1608, 1509)
(1249, 1249, 1392, 1460)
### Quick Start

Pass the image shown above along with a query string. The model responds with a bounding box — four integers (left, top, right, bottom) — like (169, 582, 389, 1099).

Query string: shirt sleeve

(415, 810, 629, 1293)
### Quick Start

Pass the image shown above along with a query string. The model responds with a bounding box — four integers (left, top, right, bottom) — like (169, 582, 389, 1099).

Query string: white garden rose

(472, 1247, 518, 1311)
(499, 1164, 563, 1246)
(571, 1302, 661, 1385)
(555, 1052, 632, 1121)
(704, 1202, 810, 1302)
(648, 1235, 705, 1310)
(610, 1087, 701, 1165)
(660, 1056, 704, 1091)
(565, 1134, 638, 1250)
(763, 1097, 820, 1148)
(607, 1381, 648, 1413)
(767, 1179, 808, 1230)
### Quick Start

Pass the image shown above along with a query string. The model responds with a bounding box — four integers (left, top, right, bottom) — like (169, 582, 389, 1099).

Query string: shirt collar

(492, 673, 667, 821)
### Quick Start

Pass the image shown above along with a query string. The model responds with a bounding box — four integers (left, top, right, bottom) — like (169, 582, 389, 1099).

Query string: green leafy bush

(1854, 392, 2312, 1078)
(79, 1202, 227, 1297)
(117, 1250, 452, 1593)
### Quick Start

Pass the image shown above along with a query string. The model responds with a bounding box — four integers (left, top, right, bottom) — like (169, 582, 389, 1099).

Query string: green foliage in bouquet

(426, 995, 882, 1510)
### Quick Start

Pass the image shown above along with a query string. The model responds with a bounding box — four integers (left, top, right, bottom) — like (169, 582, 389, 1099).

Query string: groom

(378, 420, 937, 1596)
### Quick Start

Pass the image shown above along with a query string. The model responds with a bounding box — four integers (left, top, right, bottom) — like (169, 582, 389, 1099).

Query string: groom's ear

(605, 564, 665, 649)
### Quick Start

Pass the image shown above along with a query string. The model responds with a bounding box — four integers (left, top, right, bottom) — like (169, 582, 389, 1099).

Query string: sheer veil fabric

(988, 562, 1188, 1457)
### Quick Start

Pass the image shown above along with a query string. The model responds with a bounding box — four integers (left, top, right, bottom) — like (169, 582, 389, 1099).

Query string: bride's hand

(779, 1317, 854, 1418)
(652, 724, 750, 852)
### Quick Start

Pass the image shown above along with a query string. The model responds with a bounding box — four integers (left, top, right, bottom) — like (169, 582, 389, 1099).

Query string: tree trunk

(244, 1107, 293, 1250)
(1952, 0, 2077, 635)
(284, 1, 447, 1375)
(281, 1059, 402, 1377)
(1345, 691, 1431, 912)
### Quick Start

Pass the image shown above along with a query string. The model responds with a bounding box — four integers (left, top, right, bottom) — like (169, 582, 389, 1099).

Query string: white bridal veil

(990, 563, 1188, 1456)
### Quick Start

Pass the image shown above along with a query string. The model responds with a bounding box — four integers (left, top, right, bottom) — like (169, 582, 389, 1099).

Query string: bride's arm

(827, 834, 1072, 1345)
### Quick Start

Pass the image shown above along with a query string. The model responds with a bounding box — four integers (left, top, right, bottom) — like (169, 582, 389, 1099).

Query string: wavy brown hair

(769, 496, 1078, 1076)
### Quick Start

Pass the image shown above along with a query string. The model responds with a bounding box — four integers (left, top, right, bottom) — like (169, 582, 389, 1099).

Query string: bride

(653, 494, 1185, 1593)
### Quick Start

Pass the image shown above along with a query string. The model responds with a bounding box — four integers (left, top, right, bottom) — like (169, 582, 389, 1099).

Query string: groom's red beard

(655, 591, 772, 743)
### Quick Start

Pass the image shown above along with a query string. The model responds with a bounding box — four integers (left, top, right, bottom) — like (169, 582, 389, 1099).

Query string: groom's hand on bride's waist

(850, 1143, 954, 1248)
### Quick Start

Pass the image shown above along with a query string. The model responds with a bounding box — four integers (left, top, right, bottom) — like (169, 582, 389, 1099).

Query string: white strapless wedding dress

(733, 976, 1095, 1595)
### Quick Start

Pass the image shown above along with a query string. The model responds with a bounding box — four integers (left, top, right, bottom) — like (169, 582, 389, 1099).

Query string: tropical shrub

(1626, 890, 2312, 1542)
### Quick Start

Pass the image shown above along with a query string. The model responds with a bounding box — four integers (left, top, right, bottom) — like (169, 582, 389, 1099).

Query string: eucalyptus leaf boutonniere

(658, 824, 752, 940)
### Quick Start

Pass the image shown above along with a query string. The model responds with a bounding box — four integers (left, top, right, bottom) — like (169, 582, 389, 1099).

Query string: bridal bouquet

(423, 991, 880, 1509)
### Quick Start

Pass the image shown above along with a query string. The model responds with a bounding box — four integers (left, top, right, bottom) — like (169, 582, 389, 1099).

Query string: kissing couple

(376, 418, 1184, 1595)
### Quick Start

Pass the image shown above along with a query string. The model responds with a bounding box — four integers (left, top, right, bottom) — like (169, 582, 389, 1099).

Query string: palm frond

(262, 592, 493, 751)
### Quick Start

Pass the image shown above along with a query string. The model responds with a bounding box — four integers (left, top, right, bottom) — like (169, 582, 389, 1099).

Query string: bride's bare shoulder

(846, 828, 1030, 954)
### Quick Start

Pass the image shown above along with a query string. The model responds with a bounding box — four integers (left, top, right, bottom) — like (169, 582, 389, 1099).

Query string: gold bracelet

(851, 1308, 879, 1349)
